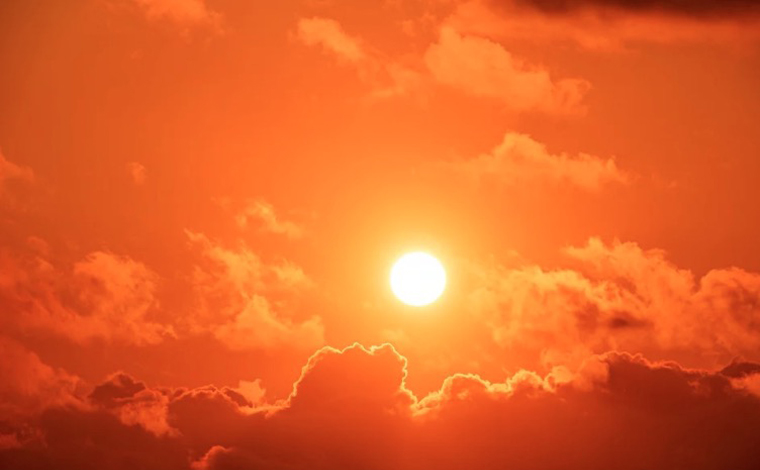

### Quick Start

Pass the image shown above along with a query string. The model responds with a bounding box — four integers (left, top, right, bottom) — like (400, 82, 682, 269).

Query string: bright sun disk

(390, 252, 446, 306)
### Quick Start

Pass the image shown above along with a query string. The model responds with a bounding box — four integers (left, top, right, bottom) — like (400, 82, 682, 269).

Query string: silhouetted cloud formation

(2, 343, 759, 469)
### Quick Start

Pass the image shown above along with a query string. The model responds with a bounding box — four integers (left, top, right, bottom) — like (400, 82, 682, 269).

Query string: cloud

(723, 361, 760, 398)
(88, 372, 176, 437)
(0, 151, 34, 188)
(1, 229, 317, 351)
(466, 237, 760, 369)
(70, 252, 172, 342)
(8, 343, 760, 469)
(295, 15, 593, 108)
(503, 0, 760, 18)
(424, 27, 590, 113)
(0, 406, 189, 469)
(132, 0, 221, 28)
(287, 344, 416, 413)
(127, 162, 147, 185)
(0, 150, 34, 207)
(448, 0, 760, 49)
(446, 132, 627, 190)
(191, 446, 263, 470)
(186, 231, 323, 351)
(170, 345, 760, 469)
(211, 296, 324, 351)
(296, 16, 422, 98)
(0, 337, 81, 422)
(417, 352, 760, 470)
(235, 200, 304, 239)
(296, 17, 366, 62)
(0, 249, 174, 345)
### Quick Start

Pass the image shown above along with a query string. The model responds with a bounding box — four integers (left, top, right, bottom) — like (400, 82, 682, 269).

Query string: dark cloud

(2, 345, 760, 470)
(504, 0, 760, 17)
(89, 373, 147, 408)
(721, 360, 760, 378)
(0, 408, 188, 470)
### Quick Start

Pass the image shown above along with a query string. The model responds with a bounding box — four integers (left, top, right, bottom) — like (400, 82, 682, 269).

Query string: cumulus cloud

(297, 17, 366, 62)
(127, 162, 147, 185)
(467, 237, 760, 369)
(0, 151, 33, 188)
(446, 132, 627, 190)
(186, 231, 323, 351)
(0, 150, 34, 207)
(0, 230, 323, 351)
(235, 200, 304, 239)
(211, 296, 323, 351)
(210, 346, 760, 470)
(287, 344, 416, 414)
(132, 0, 221, 28)
(296, 16, 423, 98)
(296, 15, 593, 108)
(0, 337, 81, 422)
(0, 249, 174, 345)
(424, 27, 590, 113)
(69, 252, 172, 343)
(4, 343, 760, 469)
(88, 373, 176, 436)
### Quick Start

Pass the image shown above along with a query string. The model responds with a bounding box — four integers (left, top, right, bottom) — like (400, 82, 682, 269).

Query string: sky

(1, 0, 760, 468)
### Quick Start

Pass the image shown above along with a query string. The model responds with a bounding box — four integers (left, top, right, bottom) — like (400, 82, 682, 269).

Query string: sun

(390, 252, 446, 306)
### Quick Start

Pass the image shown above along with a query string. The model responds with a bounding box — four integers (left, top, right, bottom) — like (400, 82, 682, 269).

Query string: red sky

(1, 0, 760, 468)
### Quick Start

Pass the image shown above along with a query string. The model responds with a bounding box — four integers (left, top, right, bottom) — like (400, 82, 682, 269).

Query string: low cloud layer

(1, 343, 759, 469)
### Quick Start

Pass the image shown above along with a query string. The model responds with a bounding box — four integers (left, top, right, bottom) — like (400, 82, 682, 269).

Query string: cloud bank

(1, 343, 759, 469)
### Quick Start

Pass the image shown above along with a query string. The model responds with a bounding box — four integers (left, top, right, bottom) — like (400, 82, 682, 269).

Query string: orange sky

(1, 1, 760, 468)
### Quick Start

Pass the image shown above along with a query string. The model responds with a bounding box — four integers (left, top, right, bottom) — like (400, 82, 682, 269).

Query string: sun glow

(390, 252, 446, 307)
